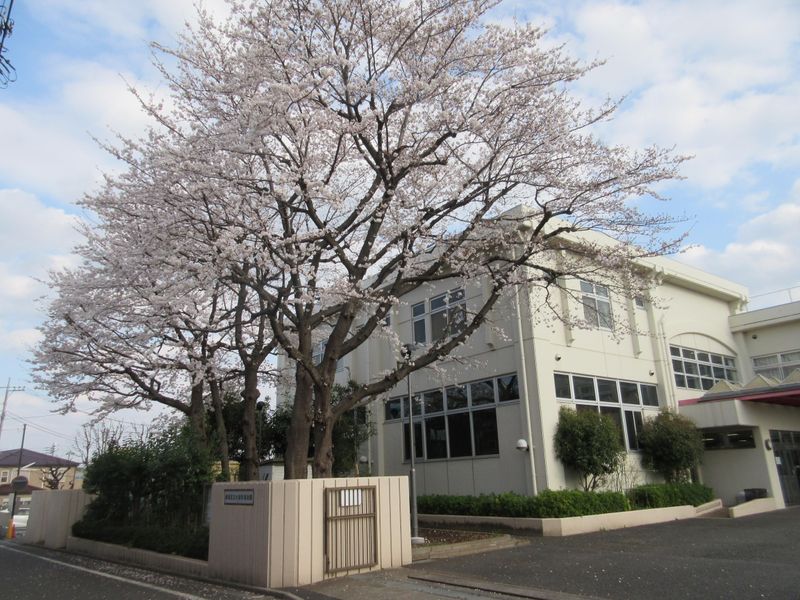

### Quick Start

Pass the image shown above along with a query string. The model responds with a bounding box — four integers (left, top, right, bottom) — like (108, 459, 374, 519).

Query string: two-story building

(277, 222, 800, 508)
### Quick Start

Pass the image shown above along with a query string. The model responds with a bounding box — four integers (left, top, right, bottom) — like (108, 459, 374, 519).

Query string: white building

(278, 233, 800, 508)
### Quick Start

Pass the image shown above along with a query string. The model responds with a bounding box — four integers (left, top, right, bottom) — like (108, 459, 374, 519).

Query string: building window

(384, 398, 402, 421)
(0, 470, 8, 484)
(753, 350, 800, 381)
(412, 288, 466, 345)
(311, 341, 343, 371)
(634, 295, 646, 309)
(580, 280, 613, 329)
(702, 428, 756, 450)
(670, 345, 737, 390)
(390, 372, 518, 461)
(553, 372, 660, 451)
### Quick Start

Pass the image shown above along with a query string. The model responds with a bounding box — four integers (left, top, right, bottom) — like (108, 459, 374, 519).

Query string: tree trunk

(209, 378, 231, 481)
(189, 380, 208, 445)
(239, 367, 260, 481)
(285, 368, 313, 479)
(312, 385, 335, 478)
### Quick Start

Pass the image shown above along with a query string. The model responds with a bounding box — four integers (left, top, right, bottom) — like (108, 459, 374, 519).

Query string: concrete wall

(208, 476, 411, 589)
(689, 401, 800, 506)
(25, 489, 93, 548)
(66, 536, 209, 579)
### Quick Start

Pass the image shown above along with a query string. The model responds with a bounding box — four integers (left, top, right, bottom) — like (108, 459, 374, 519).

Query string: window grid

(412, 288, 467, 345)
(553, 372, 659, 451)
(752, 350, 800, 381)
(580, 280, 613, 329)
(385, 373, 519, 462)
(669, 345, 737, 390)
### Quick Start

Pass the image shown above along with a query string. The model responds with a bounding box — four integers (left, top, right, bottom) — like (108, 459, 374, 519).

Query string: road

(408, 506, 800, 600)
(294, 507, 800, 600)
(0, 541, 281, 600)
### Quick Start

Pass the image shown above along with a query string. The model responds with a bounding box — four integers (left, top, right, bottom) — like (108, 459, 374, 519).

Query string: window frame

(670, 344, 737, 390)
(553, 372, 660, 451)
(580, 280, 613, 329)
(412, 287, 467, 345)
(393, 372, 519, 462)
(752, 350, 800, 381)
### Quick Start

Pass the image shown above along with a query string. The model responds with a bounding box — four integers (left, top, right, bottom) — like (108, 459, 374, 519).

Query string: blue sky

(1, 0, 799, 456)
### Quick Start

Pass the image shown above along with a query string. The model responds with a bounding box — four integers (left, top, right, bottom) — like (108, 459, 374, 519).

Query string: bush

(418, 489, 629, 519)
(82, 425, 213, 528)
(554, 407, 625, 491)
(72, 520, 209, 560)
(627, 483, 714, 509)
(638, 412, 704, 483)
(74, 423, 214, 560)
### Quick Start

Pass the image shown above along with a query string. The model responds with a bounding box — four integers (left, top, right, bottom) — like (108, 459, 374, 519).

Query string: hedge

(72, 519, 209, 560)
(418, 489, 630, 519)
(627, 483, 714, 509)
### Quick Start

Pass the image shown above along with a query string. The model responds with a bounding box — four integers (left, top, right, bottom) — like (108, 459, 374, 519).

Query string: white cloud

(557, 0, 800, 189)
(28, 0, 232, 47)
(0, 327, 43, 356)
(678, 198, 800, 299)
(0, 190, 81, 320)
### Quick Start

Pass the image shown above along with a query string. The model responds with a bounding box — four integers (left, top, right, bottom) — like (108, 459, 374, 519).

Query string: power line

(5, 413, 73, 441)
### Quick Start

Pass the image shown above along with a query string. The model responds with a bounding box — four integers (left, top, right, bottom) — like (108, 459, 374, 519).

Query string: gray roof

(0, 448, 79, 468)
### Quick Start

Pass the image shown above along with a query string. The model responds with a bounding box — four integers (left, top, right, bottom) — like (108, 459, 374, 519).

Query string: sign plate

(224, 489, 254, 506)
(11, 476, 28, 492)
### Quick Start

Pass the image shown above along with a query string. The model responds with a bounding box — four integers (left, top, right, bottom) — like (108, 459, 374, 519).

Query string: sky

(0, 0, 799, 457)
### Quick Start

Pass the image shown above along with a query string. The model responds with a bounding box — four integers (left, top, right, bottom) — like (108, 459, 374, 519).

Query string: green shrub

(554, 407, 625, 491)
(418, 489, 629, 519)
(72, 520, 209, 560)
(74, 423, 214, 560)
(627, 483, 714, 509)
(638, 412, 704, 483)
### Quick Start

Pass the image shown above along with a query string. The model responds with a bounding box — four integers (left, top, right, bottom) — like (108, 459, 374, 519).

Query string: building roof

(0, 448, 79, 469)
(680, 371, 800, 409)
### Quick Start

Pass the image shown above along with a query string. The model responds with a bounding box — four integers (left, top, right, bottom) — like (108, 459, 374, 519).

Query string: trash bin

(743, 488, 767, 501)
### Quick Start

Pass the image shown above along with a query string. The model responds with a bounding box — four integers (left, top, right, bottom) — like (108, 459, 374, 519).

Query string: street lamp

(402, 343, 425, 544)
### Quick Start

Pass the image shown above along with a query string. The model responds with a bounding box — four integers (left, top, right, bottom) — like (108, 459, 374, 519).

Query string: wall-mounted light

(765, 439, 772, 451)
(649, 370, 655, 376)
(555, 354, 562, 362)
(515, 439, 529, 452)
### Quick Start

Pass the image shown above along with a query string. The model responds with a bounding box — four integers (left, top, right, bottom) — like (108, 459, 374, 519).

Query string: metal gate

(324, 486, 378, 574)
(771, 430, 800, 505)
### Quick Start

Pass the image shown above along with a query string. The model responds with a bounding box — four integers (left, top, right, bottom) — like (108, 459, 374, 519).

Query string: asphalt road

(409, 507, 800, 600)
(0, 542, 280, 600)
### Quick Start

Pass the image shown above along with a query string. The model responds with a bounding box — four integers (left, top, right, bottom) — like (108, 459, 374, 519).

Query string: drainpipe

(513, 247, 538, 496)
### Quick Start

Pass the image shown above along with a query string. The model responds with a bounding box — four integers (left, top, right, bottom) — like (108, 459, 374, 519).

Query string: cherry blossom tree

(36, 0, 686, 480)
(147, 0, 684, 478)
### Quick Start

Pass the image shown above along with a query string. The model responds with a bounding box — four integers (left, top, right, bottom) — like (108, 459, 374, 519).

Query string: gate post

(208, 476, 411, 588)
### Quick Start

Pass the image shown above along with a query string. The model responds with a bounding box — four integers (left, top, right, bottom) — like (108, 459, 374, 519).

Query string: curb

(408, 570, 607, 600)
(412, 533, 527, 561)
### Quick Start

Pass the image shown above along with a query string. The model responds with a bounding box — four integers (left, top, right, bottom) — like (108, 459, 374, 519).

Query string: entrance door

(770, 430, 800, 505)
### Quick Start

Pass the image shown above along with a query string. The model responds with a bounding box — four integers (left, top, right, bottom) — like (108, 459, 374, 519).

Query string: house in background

(0, 448, 81, 511)
(277, 220, 800, 508)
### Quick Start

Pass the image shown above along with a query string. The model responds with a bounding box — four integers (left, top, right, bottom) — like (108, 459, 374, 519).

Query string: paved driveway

(409, 507, 800, 600)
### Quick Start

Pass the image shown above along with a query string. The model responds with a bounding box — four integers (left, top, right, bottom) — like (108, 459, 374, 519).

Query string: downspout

(513, 246, 538, 496)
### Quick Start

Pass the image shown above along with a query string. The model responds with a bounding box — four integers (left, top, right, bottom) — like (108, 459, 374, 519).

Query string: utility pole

(9, 423, 26, 521)
(0, 378, 25, 445)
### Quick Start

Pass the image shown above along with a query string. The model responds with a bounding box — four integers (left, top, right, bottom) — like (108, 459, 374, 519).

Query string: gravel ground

(418, 527, 500, 545)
